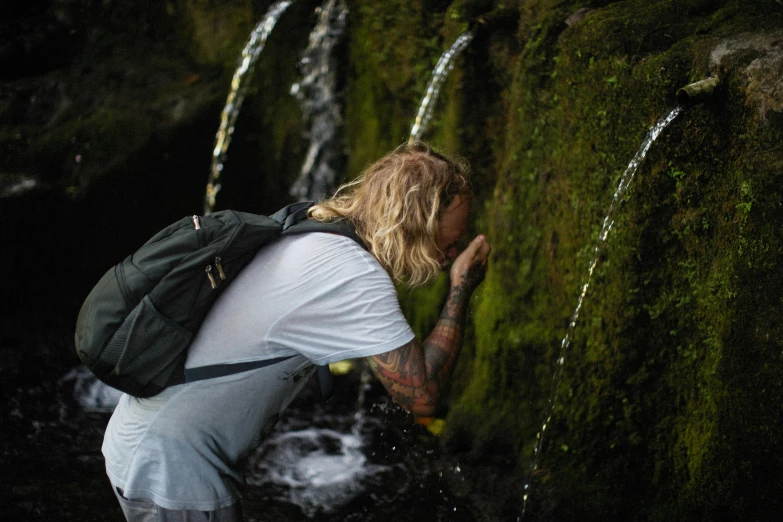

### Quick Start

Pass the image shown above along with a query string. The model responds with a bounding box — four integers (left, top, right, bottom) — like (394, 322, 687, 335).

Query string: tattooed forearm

(423, 280, 471, 388)
(366, 280, 475, 416)
(367, 237, 489, 417)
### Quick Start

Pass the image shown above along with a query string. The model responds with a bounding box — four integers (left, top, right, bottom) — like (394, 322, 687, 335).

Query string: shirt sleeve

(268, 239, 416, 365)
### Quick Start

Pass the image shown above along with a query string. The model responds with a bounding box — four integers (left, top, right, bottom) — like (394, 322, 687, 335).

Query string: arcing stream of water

(289, 0, 348, 202)
(519, 106, 683, 519)
(204, 1, 292, 215)
(408, 32, 473, 143)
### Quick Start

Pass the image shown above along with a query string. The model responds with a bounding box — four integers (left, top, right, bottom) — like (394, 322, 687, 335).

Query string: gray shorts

(113, 487, 242, 522)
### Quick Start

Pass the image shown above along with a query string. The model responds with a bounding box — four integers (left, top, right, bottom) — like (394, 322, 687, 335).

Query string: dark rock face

(2, 0, 783, 520)
(0, 2, 79, 80)
(0, 0, 317, 321)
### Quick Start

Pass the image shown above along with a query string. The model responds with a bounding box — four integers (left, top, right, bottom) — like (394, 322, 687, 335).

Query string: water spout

(676, 76, 721, 105)
(408, 32, 473, 143)
(470, 7, 520, 37)
(204, 1, 292, 215)
(519, 106, 684, 520)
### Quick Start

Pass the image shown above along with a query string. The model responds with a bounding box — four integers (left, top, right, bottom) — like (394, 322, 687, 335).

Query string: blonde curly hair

(308, 142, 471, 287)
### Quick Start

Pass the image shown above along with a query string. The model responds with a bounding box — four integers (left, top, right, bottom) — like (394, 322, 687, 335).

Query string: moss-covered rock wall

(342, 0, 783, 519)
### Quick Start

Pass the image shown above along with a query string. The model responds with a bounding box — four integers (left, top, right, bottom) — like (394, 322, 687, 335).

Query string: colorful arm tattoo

(367, 276, 476, 416)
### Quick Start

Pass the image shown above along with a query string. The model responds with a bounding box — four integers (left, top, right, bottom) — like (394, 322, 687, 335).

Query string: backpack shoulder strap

(182, 203, 364, 400)
(278, 204, 367, 400)
(271, 201, 313, 229)
(282, 216, 367, 401)
(273, 201, 367, 251)
(283, 218, 367, 251)
(183, 355, 295, 383)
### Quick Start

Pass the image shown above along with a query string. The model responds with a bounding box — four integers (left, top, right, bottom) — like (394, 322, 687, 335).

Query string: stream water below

(2, 328, 523, 521)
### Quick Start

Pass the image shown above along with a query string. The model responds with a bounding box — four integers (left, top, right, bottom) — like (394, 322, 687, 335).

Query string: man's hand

(450, 234, 491, 292)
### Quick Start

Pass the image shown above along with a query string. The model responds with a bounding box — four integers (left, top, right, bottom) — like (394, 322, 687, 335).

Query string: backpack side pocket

(98, 295, 193, 397)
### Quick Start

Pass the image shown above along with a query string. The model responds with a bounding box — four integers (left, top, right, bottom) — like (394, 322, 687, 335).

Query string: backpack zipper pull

(205, 265, 217, 289)
(215, 257, 226, 280)
(192, 215, 201, 230)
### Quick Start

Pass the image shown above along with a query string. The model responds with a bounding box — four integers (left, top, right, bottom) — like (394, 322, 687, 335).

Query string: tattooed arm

(366, 235, 491, 417)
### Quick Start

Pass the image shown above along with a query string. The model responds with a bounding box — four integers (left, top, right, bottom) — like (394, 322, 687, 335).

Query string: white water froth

(204, 1, 292, 215)
(289, 0, 348, 202)
(1, 176, 39, 197)
(519, 106, 683, 519)
(61, 366, 122, 413)
(409, 32, 473, 142)
(247, 425, 391, 516)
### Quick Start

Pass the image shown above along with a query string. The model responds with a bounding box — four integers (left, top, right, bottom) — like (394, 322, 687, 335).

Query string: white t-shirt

(102, 233, 415, 510)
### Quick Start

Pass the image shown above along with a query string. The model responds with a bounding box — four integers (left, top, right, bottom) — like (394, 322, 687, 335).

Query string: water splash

(519, 106, 683, 519)
(61, 366, 122, 413)
(408, 32, 473, 143)
(204, 1, 292, 215)
(247, 425, 392, 516)
(1, 176, 39, 198)
(289, 0, 348, 202)
(246, 367, 392, 516)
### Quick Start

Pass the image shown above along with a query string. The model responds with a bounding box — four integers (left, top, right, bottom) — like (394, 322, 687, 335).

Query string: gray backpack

(74, 202, 365, 398)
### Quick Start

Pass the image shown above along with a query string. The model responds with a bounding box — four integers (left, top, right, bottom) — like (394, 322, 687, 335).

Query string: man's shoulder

(285, 233, 392, 289)
(282, 231, 373, 263)
(285, 217, 367, 251)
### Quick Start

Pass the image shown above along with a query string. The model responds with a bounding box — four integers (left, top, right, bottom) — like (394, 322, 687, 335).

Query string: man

(102, 142, 491, 521)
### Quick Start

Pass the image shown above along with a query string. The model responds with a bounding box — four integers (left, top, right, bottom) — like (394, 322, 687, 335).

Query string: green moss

(338, 0, 783, 519)
(181, 0, 255, 67)
(398, 273, 450, 339)
(344, 0, 487, 177)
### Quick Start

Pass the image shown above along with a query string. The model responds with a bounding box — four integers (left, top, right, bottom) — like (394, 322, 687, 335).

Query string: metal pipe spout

(470, 7, 520, 37)
(676, 76, 721, 104)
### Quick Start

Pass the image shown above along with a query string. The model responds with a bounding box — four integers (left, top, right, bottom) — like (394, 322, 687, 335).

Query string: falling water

(519, 106, 683, 520)
(61, 366, 122, 413)
(1, 176, 39, 198)
(204, 1, 292, 215)
(408, 32, 473, 143)
(289, 0, 348, 202)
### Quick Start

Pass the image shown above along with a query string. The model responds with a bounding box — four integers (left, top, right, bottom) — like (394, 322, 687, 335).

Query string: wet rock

(565, 8, 593, 27)
(710, 32, 783, 120)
